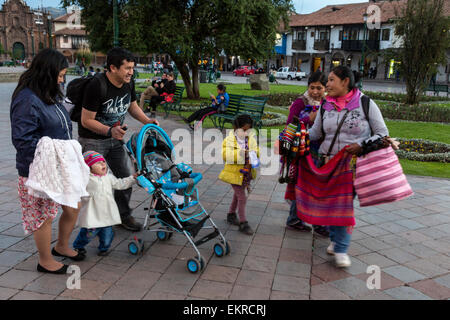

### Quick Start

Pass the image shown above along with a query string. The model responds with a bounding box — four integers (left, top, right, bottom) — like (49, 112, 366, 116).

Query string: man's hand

(111, 125, 127, 141)
(346, 143, 362, 155)
(147, 118, 160, 126)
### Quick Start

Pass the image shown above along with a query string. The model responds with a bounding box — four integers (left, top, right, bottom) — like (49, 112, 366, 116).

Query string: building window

(63, 36, 68, 43)
(297, 31, 306, 41)
(339, 31, 343, 41)
(382, 29, 391, 41)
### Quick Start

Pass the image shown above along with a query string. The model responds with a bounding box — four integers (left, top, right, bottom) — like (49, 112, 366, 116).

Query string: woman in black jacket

(149, 72, 176, 117)
(10, 49, 85, 275)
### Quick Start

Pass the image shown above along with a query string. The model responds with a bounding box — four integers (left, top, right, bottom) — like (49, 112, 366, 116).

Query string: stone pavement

(0, 85, 450, 300)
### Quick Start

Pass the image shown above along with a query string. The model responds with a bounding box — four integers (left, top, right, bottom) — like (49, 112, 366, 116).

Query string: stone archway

(12, 41, 25, 60)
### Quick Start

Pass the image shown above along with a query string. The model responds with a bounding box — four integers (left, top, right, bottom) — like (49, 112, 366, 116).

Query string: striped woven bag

(354, 146, 413, 207)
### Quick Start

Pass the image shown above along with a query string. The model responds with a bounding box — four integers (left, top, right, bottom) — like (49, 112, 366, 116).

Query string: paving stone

(357, 290, 394, 300)
(310, 283, 351, 300)
(242, 255, 277, 274)
(0, 235, 22, 250)
(210, 253, 245, 268)
(282, 237, 312, 250)
(382, 265, 427, 283)
(401, 243, 440, 259)
(378, 222, 409, 234)
(405, 259, 449, 278)
(270, 290, 309, 300)
(235, 270, 273, 289)
(275, 261, 311, 279)
(342, 257, 369, 276)
(312, 262, 351, 283)
(247, 244, 280, 259)
(225, 240, 251, 255)
(384, 286, 432, 300)
(0, 287, 19, 300)
(82, 263, 130, 284)
(377, 234, 411, 248)
(0, 250, 32, 267)
(60, 279, 112, 300)
(346, 242, 373, 256)
(200, 265, 240, 284)
(398, 230, 432, 243)
(357, 252, 398, 268)
(0, 269, 41, 289)
(409, 279, 450, 300)
(279, 248, 312, 264)
(143, 290, 186, 300)
(426, 254, 450, 270)
(377, 248, 419, 264)
(0, 222, 15, 233)
(189, 280, 233, 300)
(358, 225, 391, 237)
(355, 237, 392, 252)
(252, 233, 283, 248)
(421, 239, 450, 254)
(10, 290, 56, 300)
(329, 276, 373, 298)
(24, 274, 70, 296)
(434, 274, 450, 289)
(272, 274, 310, 295)
(356, 272, 404, 291)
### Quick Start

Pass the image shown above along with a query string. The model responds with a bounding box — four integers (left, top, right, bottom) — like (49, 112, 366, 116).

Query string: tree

(393, 0, 449, 105)
(63, 0, 292, 99)
(76, 45, 93, 66)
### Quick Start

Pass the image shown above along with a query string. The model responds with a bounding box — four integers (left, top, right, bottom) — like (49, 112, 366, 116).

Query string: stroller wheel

(213, 243, 226, 258)
(157, 230, 170, 241)
(128, 240, 141, 255)
(224, 241, 231, 255)
(187, 258, 201, 273)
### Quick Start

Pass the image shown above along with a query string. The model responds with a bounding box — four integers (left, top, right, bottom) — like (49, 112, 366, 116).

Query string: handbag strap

(327, 109, 350, 157)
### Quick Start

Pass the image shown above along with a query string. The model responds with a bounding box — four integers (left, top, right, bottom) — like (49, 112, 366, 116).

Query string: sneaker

(335, 253, 351, 268)
(98, 250, 110, 257)
(239, 221, 254, 235)
(313, 225, 330, 237)
(75, 248, 87, 255)
(227, 213, 240, 226)
(286, 221, 312, 232)
(326, 242, 335, 255)
(121, 215, 142, 232)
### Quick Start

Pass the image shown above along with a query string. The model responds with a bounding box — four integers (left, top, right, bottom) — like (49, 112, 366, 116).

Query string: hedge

(378, 102, 450, 123)
(395, 138, 450, 163)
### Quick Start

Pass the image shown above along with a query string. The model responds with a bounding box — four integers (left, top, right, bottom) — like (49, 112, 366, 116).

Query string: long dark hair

(308, 71, 327, 87)
(330, 65, 362, 91)
(12, 49, 69, 105)
(233, 114, 253, 129)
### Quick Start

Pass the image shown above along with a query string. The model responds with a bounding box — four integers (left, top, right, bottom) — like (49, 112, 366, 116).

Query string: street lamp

(359, 13, 368, 90)
(47, 15, 53, 49)
(113, 0, 119, 47)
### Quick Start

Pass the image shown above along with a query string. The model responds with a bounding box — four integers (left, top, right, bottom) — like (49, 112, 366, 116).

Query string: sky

(23, 0, 370, 13)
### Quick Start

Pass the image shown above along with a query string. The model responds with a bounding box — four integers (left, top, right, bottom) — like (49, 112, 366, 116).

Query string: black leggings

(186, 107, 217, 123)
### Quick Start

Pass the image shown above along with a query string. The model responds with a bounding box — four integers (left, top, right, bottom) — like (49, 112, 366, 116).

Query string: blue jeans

(73, 227, 114, 252)
(329, 226, 352, 254)
(286, 200, 301, 226)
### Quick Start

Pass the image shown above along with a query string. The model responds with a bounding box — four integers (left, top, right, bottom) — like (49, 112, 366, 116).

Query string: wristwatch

(107, 127, 112, 137)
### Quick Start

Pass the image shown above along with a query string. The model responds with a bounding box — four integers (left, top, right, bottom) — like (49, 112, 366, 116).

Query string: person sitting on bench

(183, 84, 229, 130)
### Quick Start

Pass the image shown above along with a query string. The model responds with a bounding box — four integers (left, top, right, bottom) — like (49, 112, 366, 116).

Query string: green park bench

(425, 84, 449, 97)
(137, 86, 185, 119)
(209, 94, 268, 131)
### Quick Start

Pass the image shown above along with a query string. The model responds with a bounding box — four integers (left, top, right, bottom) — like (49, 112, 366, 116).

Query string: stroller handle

(160, 172, 203, 191)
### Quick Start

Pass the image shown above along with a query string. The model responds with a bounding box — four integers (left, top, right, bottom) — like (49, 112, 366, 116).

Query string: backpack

(66, 72, 108, 122)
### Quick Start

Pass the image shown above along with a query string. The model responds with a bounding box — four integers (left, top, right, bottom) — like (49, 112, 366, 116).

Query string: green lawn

(386, 121, 450, 144)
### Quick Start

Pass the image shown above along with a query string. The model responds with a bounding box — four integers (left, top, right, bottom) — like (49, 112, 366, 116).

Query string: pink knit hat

(83, 151, 106, 167)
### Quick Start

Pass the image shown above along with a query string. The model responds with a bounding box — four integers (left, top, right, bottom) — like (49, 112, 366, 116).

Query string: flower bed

(395, 138, 450, 163)
(364, 91, 450, 103)
(261, 111, 287, 126)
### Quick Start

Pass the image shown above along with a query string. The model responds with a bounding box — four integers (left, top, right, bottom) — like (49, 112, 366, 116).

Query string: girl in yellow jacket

(219, 115, 260, 235)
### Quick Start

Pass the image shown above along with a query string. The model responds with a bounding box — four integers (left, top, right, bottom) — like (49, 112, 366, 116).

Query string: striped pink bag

(354, 146, 413, 207)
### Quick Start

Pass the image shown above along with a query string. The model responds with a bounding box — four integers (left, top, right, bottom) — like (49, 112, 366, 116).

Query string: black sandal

(52, 247, 86, 261)
(37, 263, 68, 274)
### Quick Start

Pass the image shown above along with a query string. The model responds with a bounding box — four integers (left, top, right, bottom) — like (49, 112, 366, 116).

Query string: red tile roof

(54, 27, 86, 36)
(290, 0, 450, 27)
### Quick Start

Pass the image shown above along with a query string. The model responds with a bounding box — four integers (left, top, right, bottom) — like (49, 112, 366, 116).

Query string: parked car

(275, 67, 306, 80)
(233, 65, 256, 77)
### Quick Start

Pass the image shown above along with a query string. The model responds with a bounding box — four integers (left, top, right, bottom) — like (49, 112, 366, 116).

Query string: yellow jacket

(219, 131, 260, 186)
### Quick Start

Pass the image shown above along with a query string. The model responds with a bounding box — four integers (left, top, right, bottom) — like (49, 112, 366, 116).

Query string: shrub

(378, 102, 450, 123)
(395, 138, 450, 163)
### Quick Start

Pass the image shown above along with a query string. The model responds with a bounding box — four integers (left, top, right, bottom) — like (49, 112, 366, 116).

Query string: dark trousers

(186, 107, 216, 123)
(73, 227, 114, 252)
(150, 96, 165, 112)
(78, 137, 133, 219)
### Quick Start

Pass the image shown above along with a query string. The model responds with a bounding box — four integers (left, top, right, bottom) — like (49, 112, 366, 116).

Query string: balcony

(341, 40, 380, 52)
(313, 40, 330, 51)
(292, 40, 306, 51)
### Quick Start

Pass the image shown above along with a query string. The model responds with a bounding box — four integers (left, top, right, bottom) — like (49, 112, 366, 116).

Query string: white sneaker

(335, 253, 351, 268)
(327, 242, 335, 255)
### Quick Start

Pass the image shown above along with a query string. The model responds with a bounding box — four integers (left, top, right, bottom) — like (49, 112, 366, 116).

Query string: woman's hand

(309, 110, 318, 123)
(346, 143, 362, 155)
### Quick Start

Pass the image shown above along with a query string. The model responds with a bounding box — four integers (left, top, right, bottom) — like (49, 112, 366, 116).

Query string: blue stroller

(125, 124, 230, 273)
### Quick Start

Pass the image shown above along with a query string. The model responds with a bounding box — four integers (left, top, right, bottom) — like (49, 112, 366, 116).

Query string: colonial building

(287, 0, 450, 82)
(0, 0, 51, 61)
